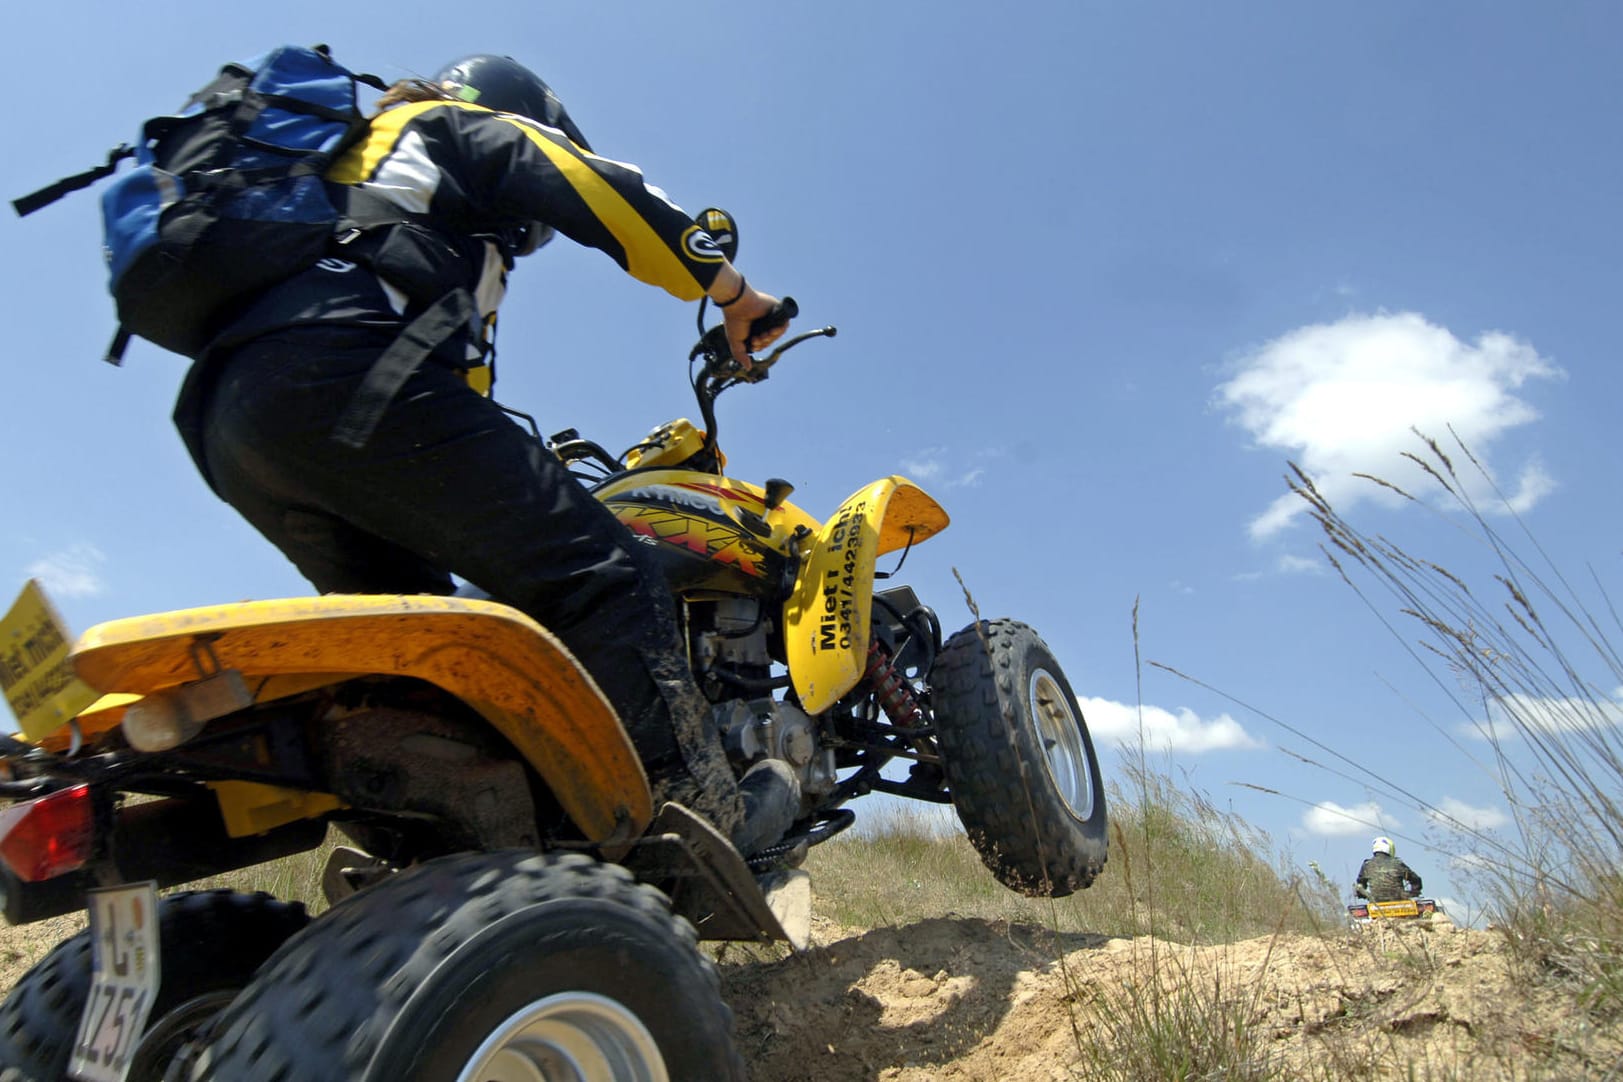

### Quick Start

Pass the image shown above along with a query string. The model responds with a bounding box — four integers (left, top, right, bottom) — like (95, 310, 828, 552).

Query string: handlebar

(685, 297, 838, 465)
(750, 297, 799, 349)
(556, 294, 838, 478)
(690, 297, 837, 386)
(690, 297, 797, 375)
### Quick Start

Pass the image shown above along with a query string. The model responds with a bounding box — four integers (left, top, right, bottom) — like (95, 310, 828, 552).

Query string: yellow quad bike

(0, 245, 1107, 1081)
(1347, 896, 1443, 923)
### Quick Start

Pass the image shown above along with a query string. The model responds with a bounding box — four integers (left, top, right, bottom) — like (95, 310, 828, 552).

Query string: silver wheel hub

(1029, 667, 1094, 821)
(456, 992, 667, 1082)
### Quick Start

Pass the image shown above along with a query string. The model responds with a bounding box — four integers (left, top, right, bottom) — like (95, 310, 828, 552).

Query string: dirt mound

(720, 914, 1618, 1080)
(6, 909, 1616, 1078)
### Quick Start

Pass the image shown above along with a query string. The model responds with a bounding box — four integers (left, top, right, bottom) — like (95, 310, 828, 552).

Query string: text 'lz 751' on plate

(69, 881, 161, 1082)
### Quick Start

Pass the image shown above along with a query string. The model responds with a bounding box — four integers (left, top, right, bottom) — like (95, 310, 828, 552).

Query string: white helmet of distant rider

(1371, 836, 1394, 856)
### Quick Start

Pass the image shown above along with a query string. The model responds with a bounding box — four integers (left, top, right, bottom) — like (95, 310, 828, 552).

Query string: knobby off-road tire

(931, 619, 1108, 897)
(191, 849, 746, 1082)
(0, 890, 309, 1082)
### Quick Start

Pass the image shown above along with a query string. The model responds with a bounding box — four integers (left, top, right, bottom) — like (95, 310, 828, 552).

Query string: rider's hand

(709, 268, 789, 370)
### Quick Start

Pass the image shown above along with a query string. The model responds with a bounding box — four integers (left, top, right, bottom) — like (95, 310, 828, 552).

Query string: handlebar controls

(684, 297, 837, 463)
(748, 297, 798, 347)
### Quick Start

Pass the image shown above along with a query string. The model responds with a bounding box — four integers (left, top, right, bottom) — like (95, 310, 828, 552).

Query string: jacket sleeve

(1401, 862, 1422, 893)
(441, 103, 727, 300)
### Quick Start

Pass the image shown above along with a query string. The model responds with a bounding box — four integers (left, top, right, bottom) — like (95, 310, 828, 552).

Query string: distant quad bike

(0, 214, 1107, 1081)
(1347, 896, 1444, 924)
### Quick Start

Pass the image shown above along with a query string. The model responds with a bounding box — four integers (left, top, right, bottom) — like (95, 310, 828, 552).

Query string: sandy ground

(6, 908, 1617, 1079)
(719, 913, 1620, 1080)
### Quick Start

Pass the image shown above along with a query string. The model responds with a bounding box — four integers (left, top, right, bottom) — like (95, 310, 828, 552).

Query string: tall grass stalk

(1289, 429, 1623, 1014)
(1061, 603, 1325, 1080)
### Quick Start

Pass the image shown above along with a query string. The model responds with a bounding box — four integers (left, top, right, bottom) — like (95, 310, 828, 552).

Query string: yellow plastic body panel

(622, 418, 709, 470)
(210, 780, 344, 838)
(594, 468, 823, 560)
(70, 595, 651, 843)
(783, 477, 950, 713)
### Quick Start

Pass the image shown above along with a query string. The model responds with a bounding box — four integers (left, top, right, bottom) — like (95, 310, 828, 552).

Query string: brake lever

(690, 298, 802, 375)
(745, 325, 839, 381)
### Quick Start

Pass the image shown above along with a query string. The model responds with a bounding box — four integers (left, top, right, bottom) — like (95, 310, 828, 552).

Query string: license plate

(1369, 899, 1420, 919)
(69, 882, 161, 1082)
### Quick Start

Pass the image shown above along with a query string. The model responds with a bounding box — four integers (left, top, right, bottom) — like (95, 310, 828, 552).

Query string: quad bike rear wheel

(191, 850, 745, 1081)
(931, 619, 1108, 896)
(0, 890, 308, 1082)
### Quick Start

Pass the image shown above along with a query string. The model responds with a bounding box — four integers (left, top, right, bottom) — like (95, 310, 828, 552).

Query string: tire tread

(932, 619, 1108, 896)
(194, 850, 744, 1081)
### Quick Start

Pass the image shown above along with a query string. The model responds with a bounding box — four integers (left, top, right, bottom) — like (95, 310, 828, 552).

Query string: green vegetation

(809, 764, 1334, 945)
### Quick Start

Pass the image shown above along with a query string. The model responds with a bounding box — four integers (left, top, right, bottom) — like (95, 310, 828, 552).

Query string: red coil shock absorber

(864, 639, 925, 728)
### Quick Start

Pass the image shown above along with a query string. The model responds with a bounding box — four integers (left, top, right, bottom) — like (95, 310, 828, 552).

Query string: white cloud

(1080, 696, 1265, 754)
(1465, 689, 1623, 741)
(1303, 800, 1395, 836)
(1276, 554, 1322, 575)
(900, 450, 945, 482)
(25, 544, 107, 599)
(1213, 312, 1563, 539)
(1230, 554, 1323, 582)
(899, 447, 996, 490)
(1426, 797, 1509, 832)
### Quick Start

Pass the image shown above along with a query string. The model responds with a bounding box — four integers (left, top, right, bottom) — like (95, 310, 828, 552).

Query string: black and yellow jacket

(209, 98, 729, 381)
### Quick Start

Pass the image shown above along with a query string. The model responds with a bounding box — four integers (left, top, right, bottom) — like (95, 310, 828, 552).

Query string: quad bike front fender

(69, 595, 652, 844)
(783, 476, 949, 713)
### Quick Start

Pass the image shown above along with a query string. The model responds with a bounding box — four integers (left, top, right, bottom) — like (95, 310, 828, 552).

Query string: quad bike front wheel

(0, 890, 308, 1082)
(191, 850, 745, 1082)
(931, 619, 1108, 896)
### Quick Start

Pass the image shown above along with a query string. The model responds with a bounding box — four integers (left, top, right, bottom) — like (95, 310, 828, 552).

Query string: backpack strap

(12, 144, 136, 218)
(330, 288, 478, 449)
(105, 326, 134, 366)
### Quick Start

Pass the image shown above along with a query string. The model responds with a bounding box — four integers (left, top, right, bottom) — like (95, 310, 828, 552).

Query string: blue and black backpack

(14, 44, 391, 364)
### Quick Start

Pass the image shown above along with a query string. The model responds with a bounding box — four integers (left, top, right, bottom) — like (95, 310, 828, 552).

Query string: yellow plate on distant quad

(1367, 899, 1421, 919)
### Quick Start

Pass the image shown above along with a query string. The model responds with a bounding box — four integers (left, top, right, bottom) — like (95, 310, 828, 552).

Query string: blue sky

(5, 2, 1620, 921)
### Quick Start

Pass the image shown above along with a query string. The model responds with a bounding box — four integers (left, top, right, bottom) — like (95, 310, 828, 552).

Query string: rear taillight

(0, 783, 94, 881)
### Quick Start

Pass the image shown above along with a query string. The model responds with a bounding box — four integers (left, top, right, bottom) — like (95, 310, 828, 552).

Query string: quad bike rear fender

(68, 595, 652, 845)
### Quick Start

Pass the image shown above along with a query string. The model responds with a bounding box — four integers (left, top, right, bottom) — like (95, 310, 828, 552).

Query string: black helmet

(435, 55, 592, 152)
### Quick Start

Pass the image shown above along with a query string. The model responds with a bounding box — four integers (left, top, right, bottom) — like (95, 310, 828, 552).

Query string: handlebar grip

(748, 297, 798, 345)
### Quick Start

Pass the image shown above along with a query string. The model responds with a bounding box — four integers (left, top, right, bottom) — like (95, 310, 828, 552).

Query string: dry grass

(1287, 431, 1623, 1022)
(810, 767, 1334, 947)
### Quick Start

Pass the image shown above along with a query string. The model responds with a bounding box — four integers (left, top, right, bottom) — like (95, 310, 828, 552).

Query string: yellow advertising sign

(1, 579, 99, 740)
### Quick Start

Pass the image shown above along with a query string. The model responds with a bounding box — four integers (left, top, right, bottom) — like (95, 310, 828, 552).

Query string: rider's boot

(732, 758, 802, 857)
(636, 654, 801, 855)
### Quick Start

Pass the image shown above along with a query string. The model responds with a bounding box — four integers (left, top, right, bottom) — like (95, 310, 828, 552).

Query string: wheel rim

(1029, 667, 1094, 821)
(128, 989, 238, 1081)
(456, 991, 668, 1082)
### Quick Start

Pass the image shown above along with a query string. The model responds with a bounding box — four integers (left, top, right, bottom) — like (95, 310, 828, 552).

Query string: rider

(170, 54, 800, 854)
(1354, 836, 1423, 902)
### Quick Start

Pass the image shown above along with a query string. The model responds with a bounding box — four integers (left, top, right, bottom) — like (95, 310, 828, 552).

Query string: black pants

(190, 324, 741, 829)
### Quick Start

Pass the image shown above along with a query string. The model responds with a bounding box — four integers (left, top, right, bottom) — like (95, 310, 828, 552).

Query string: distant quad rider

(1355, 836, 1423, 902)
